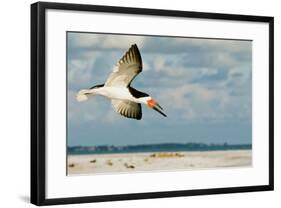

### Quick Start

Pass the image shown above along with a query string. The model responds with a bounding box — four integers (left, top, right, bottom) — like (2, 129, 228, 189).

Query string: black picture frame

(31, 1, 274, 206)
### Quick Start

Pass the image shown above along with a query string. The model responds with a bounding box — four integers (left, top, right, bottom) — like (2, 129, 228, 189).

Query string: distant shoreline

(68, 148, 252, 155)
(68, 143, 252, 155)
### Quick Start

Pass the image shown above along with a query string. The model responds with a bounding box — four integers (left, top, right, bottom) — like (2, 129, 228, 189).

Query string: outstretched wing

(105, 44, 142, 87)
(111, 99, 142, 120)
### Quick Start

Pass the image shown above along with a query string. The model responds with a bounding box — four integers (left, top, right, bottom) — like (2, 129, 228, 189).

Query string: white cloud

(69, 32, 146, 49)
(68, 33, 251, 125)
(68, 59, 94, 85)
(153, 81, 250, 123)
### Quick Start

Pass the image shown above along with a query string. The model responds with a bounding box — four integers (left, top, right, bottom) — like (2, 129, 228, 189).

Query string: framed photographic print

(31, 1, 274, 206)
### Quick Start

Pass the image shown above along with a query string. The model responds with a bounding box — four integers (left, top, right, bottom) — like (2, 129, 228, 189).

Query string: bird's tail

(76, 89, 90, 102)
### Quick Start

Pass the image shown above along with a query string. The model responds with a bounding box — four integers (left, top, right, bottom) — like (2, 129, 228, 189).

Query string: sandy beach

(67, 150, 252, 175)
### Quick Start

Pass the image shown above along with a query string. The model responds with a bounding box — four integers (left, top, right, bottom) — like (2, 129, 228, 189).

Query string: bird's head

(143, 97, 167, 117)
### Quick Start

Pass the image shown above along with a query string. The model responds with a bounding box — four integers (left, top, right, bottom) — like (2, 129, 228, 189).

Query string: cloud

(141, 36, 251, 55)
(68, 91, 124, 128)
(153, 82, 250, 124)
(68, 32, 146, 50)
(67, 32, 252, 126)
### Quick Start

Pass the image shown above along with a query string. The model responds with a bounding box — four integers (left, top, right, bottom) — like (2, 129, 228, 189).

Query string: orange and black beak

(147, 99, 167, 117)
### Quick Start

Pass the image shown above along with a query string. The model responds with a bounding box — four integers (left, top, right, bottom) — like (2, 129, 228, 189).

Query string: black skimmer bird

(76, 44, 167, 120)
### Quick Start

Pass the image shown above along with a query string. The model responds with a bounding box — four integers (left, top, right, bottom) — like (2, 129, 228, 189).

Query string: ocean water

(68, 143, 252, 155)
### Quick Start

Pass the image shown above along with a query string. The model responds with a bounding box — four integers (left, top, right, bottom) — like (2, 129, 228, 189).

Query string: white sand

(67, 150, 252, 175)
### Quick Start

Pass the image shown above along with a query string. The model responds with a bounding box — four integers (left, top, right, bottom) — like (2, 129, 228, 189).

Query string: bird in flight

(76, 44, 167, 120)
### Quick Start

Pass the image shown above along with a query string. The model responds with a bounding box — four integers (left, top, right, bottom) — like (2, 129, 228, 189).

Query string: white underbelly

(98, 87, 136, 102)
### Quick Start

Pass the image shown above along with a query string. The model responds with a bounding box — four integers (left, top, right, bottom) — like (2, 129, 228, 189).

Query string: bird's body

(76, 44, 166, 120)
(90, 87, 141, 103)
(81, 86, 149, 103)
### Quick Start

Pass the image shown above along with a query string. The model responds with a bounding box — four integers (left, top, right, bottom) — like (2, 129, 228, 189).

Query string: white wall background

(0, 0, 279, 207)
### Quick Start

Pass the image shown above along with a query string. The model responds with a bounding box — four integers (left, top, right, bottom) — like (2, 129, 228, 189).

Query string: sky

(67, 32, 252, 146)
